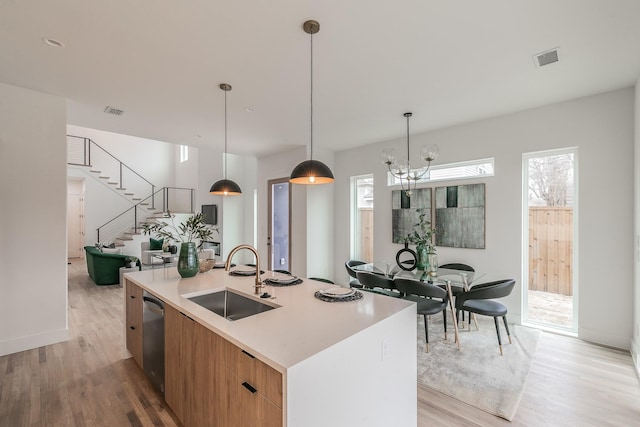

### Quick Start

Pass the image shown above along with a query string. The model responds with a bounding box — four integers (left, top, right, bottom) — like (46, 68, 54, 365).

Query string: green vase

(177, 242, 199, 278)
(416, 244, 429, 271)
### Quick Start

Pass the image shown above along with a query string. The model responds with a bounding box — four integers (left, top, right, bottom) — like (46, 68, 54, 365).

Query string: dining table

(352, 262, 487, 349)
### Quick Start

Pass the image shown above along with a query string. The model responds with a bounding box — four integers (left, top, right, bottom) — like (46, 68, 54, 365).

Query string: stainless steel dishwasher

(142, 291, 164, 394)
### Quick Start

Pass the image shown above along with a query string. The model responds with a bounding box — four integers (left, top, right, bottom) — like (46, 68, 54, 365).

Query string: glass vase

(416, 244, 429, 271)
(428, 253, 438, 276)
(177, 242, 199, 278)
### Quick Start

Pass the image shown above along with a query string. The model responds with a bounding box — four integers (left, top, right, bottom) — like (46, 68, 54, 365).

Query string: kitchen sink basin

(186, 289, 277, 321)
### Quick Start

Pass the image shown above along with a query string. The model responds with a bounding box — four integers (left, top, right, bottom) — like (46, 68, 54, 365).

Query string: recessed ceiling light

(42, 37, 65, 48)
(245, 107, 255, 112)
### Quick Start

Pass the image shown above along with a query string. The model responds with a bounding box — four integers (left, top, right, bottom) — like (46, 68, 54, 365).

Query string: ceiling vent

(104, 106, 125, 116)
(533, 47, 560, 68)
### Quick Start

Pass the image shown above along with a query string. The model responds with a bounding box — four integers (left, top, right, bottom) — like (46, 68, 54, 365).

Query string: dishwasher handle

(143, 295, 164, 316)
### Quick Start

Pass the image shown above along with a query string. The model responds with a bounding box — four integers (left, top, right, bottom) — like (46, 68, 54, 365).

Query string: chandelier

(380, 112, 439, 196)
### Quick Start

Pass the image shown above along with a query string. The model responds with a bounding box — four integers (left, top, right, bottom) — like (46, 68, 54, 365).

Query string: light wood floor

(1, 259, 639, 426)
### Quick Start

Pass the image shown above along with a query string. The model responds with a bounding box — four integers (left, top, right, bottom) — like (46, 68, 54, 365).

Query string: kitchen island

(123, 266, 416, 427)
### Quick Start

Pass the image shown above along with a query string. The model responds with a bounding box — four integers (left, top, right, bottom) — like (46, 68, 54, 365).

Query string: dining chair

(345, 260, 366, 288)
(454, 279, 516, 355)
(309, 277, 334, 284)
(395, 278, 448, 352)
(437, 263, 475, 325)
(355, 271, 400, 297)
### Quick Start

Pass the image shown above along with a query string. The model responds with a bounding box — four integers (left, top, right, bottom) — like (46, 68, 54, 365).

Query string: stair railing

(67, 135, 156, 209)
(97, 187, 195, 243)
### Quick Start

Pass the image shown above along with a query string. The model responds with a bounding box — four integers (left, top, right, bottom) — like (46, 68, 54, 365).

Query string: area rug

(416, 315, 541, 420)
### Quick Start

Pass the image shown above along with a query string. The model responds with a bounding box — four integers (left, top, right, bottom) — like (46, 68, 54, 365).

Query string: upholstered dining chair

(438, 263, 475, 325)
(309, 277, 334, 284)
(395, 278, 448, 352)
(454, 279, 516, 355)
(355, 271, 400, 297)
(345, 260, 366, 288)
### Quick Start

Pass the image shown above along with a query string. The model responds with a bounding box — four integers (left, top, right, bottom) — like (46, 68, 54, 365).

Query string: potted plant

(143, 212, 218, 278)
(407, 208, 437, 272)
(124, 256, 139, 269)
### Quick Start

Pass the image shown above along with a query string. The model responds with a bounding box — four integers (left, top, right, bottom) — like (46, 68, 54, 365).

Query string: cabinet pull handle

(241, 349, 255, 359)
(242, 382, 257, 394)
(130, 295, 135, 299)
(180, 312, 194, 321)
(129, 326, 135, 330)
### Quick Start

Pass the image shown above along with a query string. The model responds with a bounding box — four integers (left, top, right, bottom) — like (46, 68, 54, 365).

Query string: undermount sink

(186, 289, 278, 321)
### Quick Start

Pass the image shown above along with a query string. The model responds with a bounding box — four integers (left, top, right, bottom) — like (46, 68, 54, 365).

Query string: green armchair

(84, 246, 139, 285)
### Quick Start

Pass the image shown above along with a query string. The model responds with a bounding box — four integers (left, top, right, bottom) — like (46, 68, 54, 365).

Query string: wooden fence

(359, 208, 374, 262)
(528, 207, 573, 296)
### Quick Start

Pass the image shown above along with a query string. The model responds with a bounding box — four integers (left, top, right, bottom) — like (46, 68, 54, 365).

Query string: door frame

(267, 177, 292, 271)
(521, 147, 579, 333)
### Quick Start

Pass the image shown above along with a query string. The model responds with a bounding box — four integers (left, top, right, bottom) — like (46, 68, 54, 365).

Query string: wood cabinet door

(165, 305, 228, 426)
(125, 280, 143, 368)
(225, 340, 283, 408)
(225, 369, 282, 427)
(164, 305, 192, 423)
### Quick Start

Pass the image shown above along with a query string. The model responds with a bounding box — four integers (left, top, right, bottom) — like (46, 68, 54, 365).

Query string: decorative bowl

(198, 259, 216, 273)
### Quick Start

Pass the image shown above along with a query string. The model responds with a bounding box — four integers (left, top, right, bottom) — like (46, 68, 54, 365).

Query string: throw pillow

(150, 237, 164, 250)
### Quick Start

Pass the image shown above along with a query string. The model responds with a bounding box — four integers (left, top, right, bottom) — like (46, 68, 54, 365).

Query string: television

(201, 204, 218, 225)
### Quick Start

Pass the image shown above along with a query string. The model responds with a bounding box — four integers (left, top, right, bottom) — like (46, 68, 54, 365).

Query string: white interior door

(267, 178, 291, 271)
(67, 179, 85, 258)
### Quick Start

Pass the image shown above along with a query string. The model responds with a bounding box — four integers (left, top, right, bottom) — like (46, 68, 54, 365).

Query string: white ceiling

(2, 1, 640, 157)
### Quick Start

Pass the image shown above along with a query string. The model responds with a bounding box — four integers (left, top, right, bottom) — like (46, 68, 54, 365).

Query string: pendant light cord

(224, 87, 228, 179)
(310, 29, 314, 161)
(406, 113, 410, 165)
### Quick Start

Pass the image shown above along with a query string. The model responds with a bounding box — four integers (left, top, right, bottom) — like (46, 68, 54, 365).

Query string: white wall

(335, 88, 635, 349)
(0, 83, 69, 356)
(67, 125, 175, 188)
(256, 147, 336, 279)
(633, 78, 640, 372)
(257, 148, 308, 275)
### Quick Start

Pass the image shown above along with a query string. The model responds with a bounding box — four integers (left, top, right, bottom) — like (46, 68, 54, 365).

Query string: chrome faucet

(225, 244, 264, 294)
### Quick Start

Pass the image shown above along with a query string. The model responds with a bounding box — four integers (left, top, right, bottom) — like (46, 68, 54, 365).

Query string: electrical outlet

(280, 258, 285, 265)
(381, 339, 390, 362)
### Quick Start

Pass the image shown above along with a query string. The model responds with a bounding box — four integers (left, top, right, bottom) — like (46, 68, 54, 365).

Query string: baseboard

(632, 337, 640, 379)
(578, 325, 630, 351)
(0, 328, 69, 357)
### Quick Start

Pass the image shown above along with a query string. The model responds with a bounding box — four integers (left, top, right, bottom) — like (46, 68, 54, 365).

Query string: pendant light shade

(289, 159, 335, 184)
(289, 20, 334, 185)
(210, 83, 242, 196)
(210, 178, 242, 195)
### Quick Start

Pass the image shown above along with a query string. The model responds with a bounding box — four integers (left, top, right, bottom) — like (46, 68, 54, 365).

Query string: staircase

(67, 135, 194, 247)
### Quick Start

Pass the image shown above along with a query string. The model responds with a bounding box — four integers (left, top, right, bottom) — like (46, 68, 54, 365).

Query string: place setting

(228, 266, 265, 276)
(263, 272, 303, 286)
(314, 286, 363, 302)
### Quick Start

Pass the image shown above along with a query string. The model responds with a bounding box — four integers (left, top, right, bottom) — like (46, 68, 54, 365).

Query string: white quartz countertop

(124, 267, 414, 372)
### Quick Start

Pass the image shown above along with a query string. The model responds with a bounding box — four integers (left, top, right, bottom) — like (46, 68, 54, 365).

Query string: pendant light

(380, 112, 439, 197)
(289, 20, 334, 185)
(210, 83, 242, 196)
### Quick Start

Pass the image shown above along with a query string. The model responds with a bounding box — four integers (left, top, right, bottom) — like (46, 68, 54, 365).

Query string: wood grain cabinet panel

(165, 305, 228, 427)
(225, 368, 282, 427)
(224, 339, 283, 408)
(124, 280, 143, 368)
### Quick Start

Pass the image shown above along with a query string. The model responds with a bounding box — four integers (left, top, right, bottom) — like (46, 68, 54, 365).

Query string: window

(180, 145, 189, 163)
(350, 174, 374, 262)
(387, 158, 494, 186)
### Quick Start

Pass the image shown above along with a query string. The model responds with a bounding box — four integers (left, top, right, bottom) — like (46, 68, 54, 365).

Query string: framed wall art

(391, 188, 431, 243)
(435, 183, 485, 249)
